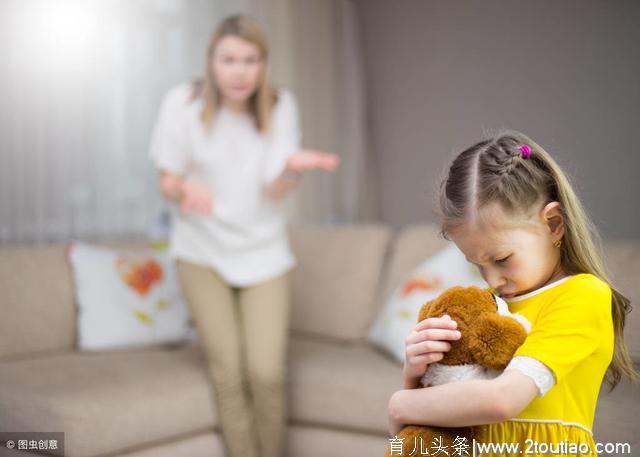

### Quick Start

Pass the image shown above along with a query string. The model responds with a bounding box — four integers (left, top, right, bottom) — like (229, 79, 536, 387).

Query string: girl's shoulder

(549, 273, 612, 318)
(507, 273, 609, 305)
(563, 273, 611, 297)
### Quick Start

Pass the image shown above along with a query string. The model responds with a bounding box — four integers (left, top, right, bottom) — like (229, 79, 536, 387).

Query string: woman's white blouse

(149, 83, 300, 286)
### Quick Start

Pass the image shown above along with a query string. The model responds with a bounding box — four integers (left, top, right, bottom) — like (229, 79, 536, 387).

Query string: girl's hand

(286, 149, 340, 173)
(180, 180, 213, 215)
(403, 314, 461, 382)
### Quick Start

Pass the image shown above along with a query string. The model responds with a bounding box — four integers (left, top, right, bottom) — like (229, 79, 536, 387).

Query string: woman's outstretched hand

(286, 149, 340, 173)
(263, 150, 339, 201)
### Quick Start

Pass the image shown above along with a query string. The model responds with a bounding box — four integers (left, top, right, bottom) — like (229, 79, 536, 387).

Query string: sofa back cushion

(0, 244, 76, 359)
(379, 224, 449, 306)
(0, 241, 162, 359)
(5, 224, 637, 362)
(0, 226, 391, 358)
(288, 224, 391, 341)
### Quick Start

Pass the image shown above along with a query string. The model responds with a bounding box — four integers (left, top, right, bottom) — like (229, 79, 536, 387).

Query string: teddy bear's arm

(467, 315, 528, 370)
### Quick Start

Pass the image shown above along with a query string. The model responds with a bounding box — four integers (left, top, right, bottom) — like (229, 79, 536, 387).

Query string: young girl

(149, 15, 338, 457)
(388, 131, 637, 455)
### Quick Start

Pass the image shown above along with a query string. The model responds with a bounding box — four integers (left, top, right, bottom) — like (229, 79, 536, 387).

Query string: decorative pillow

(68, 241, 197, 351)
(367, 243, 487, 363)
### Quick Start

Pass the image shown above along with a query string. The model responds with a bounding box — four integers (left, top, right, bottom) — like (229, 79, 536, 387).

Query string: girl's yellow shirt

(478, 273, 614, 456)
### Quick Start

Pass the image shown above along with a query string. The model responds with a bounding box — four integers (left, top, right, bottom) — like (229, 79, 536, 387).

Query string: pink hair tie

(519, 144, 532, 158)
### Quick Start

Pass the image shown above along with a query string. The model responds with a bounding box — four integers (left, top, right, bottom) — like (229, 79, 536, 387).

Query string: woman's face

(211, 35, 264, 105)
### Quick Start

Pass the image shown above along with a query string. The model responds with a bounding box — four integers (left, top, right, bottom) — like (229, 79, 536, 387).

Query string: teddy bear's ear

(417, 299, 435, 323)
(467, 314, 528, 370)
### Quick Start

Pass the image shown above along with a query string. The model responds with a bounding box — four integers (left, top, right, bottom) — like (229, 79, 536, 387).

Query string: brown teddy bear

(385, 286, 531, 457)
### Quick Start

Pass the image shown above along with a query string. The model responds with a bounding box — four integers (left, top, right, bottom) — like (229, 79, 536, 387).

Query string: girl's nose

(482, 269, 506, 291)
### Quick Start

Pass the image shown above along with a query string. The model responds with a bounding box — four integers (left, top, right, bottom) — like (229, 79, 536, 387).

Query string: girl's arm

(264, 149, 339, 201)
(388, 370, 539, 433)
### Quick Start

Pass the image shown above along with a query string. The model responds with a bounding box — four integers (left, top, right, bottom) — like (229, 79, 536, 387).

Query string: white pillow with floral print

(68, 241, 196, 351)
(368, 243, 486, 363)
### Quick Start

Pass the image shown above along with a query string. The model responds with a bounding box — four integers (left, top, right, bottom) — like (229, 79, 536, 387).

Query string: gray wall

(357, 0, 640, 239)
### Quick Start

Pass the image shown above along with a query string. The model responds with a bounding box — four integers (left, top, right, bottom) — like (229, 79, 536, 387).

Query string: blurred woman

(149, 14, 338, 457)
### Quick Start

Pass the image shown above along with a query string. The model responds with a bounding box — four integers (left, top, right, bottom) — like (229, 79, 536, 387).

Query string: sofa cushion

(0, 241, 165, 361)
(368, 242, 486, 362)
(377, 224, 448, 310)
(0, 344, 216, 457)
(1, 224, 390, 359)
(117, 432, 225, 457)
(2, 328, 635, 456)
(68, 241, 193, 351)
(0, 244, 76, 359)
(117, 426, 389, 457)
(288, 225, 391, 341)
(0, 333, 400, 457)
(288, 335, 401, 434)
(287, 425, 388, 457)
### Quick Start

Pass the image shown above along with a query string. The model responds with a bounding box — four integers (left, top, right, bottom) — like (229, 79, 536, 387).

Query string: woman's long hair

(438, 130, 637, 390)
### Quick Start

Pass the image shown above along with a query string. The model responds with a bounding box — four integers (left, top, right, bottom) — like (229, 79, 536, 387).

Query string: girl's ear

(540, 201, 565, 239)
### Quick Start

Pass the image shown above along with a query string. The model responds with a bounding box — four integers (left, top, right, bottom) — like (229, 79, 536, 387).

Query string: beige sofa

(1, 224, 638, 457)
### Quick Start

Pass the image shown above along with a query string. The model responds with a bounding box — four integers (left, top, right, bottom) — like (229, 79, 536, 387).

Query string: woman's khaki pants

(176, 259, 291, 457)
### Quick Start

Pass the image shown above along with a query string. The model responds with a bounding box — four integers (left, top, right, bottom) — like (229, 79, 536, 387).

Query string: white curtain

(0, 0, 375, 242)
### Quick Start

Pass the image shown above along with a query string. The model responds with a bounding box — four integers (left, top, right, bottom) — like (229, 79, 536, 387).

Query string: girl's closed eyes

(495, 255, 511, 264)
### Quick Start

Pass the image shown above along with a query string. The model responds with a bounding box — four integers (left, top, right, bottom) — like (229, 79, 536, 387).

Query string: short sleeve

(512, 279, 611, 385)
(505, 356, 556, 397)
(263, 89, 302, 183)
(148, 83, 193, 175)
